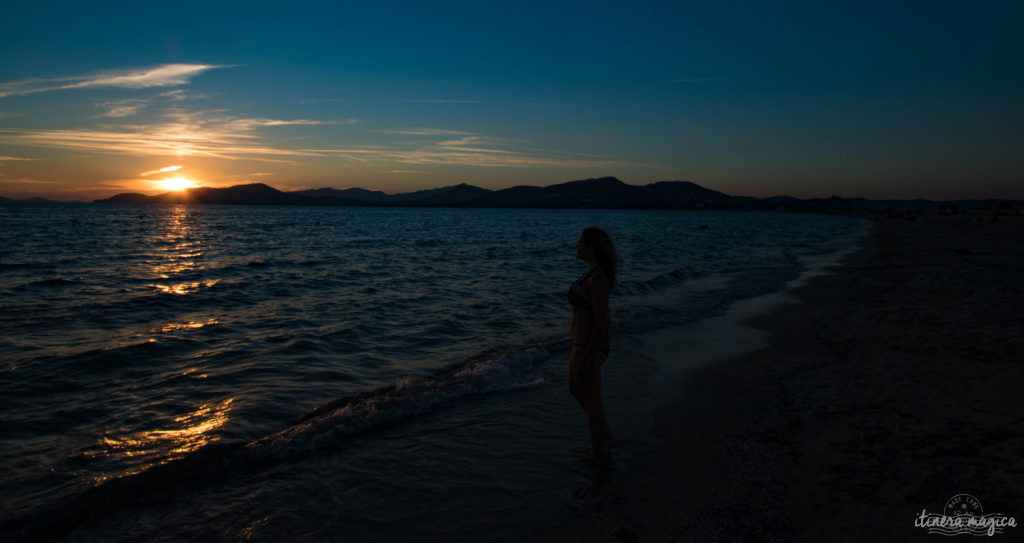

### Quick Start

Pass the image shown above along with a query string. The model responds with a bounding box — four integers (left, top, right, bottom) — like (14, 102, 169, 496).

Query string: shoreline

(531, 213, 1024, 541)
(637, 233, 867, 409)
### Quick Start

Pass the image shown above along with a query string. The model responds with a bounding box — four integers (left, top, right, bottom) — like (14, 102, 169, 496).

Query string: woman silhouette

(568, 226, 616, 464)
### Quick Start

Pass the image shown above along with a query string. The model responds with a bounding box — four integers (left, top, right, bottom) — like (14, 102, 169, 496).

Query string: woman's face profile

(575, 235, 588, 260)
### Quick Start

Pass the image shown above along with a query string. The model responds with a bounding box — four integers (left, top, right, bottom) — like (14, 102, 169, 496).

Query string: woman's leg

(568, 347, 585, 409)
(580, 352, 613, 460)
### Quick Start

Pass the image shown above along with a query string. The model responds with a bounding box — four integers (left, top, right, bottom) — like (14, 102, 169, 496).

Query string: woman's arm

(583, 270, 610, 370)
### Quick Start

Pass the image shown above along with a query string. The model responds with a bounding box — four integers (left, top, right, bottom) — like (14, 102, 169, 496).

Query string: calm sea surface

(0, 204, 867, 540)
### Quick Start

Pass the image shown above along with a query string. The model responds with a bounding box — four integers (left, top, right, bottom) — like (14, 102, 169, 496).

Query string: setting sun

(160, 176, 196, 191)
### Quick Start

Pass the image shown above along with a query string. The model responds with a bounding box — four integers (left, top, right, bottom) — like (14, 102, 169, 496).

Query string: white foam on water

(253, 347, 550, 455)
(638, 222, 871, 407)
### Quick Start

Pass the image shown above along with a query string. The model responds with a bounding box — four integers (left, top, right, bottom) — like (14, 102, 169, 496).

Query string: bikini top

(568, 268, 595, 311)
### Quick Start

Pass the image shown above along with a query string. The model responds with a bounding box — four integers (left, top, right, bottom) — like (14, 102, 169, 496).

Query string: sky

(0, 1, 1021, 201)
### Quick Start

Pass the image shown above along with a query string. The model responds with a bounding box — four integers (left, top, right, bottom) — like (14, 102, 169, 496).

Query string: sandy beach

(531, 213, 1024, 541)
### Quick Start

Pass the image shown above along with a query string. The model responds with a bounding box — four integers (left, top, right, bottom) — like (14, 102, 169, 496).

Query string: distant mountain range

(0, 196, 63, 204)
(4, 177, 1020, 212)
(91, 177, 805, 210)
(286, 179, 1021, 211)
(93, 183, 371, 207)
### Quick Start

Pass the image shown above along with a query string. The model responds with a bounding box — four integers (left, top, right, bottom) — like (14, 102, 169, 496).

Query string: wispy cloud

(158, 89, 213, 102)
(293, 98, 349, 104)
(0, 156, 38, 161)
(386, 128, 474, 136)
(96, 99, 150, 118)
(140, 165, 182, 176)
(436, 135, 498, 147)
(315, 134, 629, 169)
(0, 109, 355, 162)
(0, 106, 628, 169)
(69, 64, 222, 88)
(0, 64, 227, 99)
(398, 99, 578, 106)
(0, 177, 62, 184)
(401, 99, 486, 104)
(220, 117, 356, 130)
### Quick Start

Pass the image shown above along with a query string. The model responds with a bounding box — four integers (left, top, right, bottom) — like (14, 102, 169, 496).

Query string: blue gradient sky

(1, 1, 1021, 200)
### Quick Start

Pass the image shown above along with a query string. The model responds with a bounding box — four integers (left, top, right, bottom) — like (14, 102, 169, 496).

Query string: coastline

(530, 213, 1024, 541)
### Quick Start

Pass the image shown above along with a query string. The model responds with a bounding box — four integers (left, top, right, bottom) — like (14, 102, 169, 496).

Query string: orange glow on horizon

(160, 176, 197, 191)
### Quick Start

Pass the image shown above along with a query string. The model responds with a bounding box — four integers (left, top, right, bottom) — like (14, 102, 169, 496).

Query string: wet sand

(531, 213, 1024, 541)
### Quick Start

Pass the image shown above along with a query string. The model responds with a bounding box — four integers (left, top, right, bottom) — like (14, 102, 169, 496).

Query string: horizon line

(5, 177, 1023, 204)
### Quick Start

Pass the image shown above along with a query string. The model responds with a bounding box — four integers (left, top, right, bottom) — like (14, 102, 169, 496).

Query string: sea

(0, 204, 869, 541)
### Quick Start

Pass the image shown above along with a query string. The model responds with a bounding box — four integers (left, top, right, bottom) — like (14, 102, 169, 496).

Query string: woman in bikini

(568, 226, 617, 464)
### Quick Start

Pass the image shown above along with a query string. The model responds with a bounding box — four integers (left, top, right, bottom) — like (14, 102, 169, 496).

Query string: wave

(620, 266, 696, 296)
(12, 277, 80, 289)
(255, 346, 549, 454)
(0, 347, 550, 541)
(0, 257, 77, 271)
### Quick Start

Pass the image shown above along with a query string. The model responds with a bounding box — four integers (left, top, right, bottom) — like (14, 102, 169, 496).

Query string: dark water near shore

(0, 204, 867, 540)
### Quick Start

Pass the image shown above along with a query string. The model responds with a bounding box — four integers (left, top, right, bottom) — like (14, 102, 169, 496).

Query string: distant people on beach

(568, 226, 617, 464)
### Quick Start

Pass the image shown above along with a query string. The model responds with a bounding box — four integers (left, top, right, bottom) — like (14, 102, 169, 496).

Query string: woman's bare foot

(597, 435, 616, 457)
(584, 438, 615, 466)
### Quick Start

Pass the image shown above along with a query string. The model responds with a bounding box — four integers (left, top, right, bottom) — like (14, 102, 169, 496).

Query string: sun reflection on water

(181, 367, 208, 379)
(142, 206, 220, 294)
(154, 318, 219, 333)
(148, 279, 220, 295)
(93, 398, 234, 481)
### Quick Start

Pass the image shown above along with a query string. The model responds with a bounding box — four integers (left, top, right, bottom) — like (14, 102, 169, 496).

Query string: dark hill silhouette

(292, 183, 498, 206)
(411, 183, 493, 206)
(495, 176, 635, 208)
(385, 183, 487, 204)
(86, 177, 1024, 212)
(96, 183, 369, 206)
(0, 196, 65, 204)
(293, 187, 394, 204)
(470, 177, 755, 209)
(291, 184, 481, 205)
